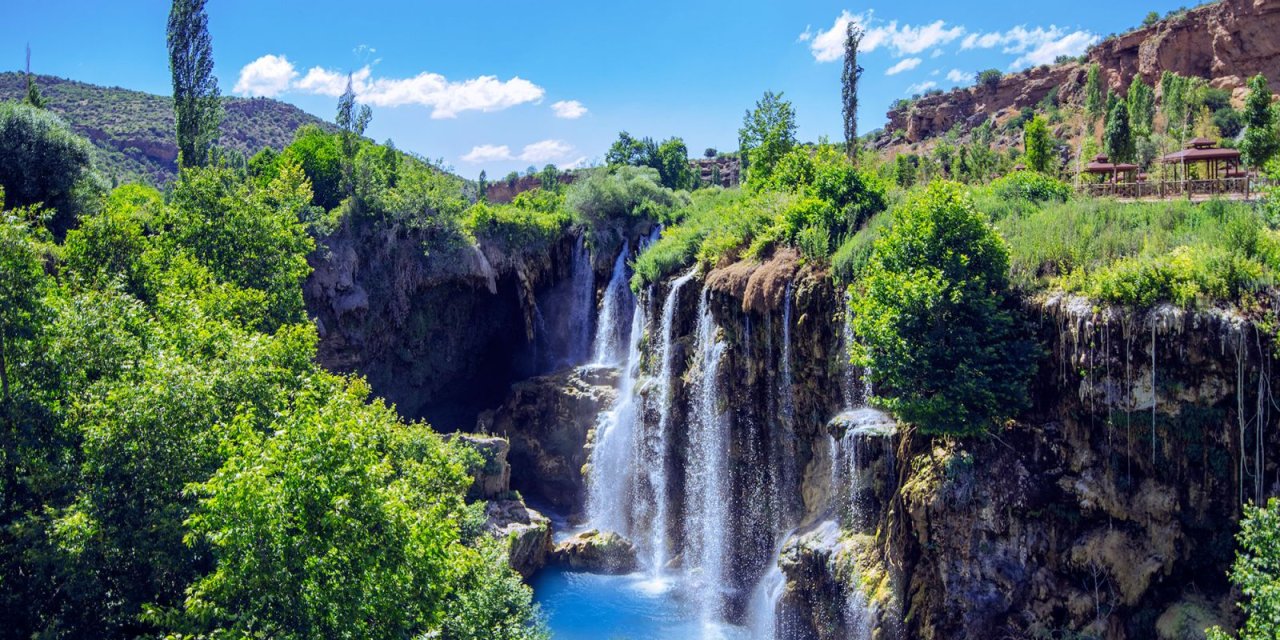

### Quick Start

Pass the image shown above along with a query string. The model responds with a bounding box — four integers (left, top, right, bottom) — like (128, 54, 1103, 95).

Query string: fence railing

(1078, 177, 1268, 199)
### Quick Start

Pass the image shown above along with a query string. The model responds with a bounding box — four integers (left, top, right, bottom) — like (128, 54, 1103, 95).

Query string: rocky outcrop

(885, 0, 1280, 142)
(448, 434, 513, 501)
(551, 530, 639, 574)
(486, 500, 553, 578)
(479, 365, 619, 516)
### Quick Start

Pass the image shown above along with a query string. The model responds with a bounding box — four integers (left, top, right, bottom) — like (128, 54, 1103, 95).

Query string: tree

(1240, 74, 1279, 169)
(1127, 76, 1156, 136)
(477, 170, 488, 201)
(1207, 499, 1280, 640)
(282, 125, 343, 210)
(850, 181, 1034, 436)
(167, 0, 222, 168)
(1161, 71, 1196, 138)
(704, 147, 717, 158)
(1143, 11, 1161, 27)
(0, 219, 48, 401)
(23, 44, 46, 109)
(842, 22, 864, 162)
(739, 91, 797, 186)
(655, 137, 695, 191)
(1104, 98, 1135, 163)
(538, 164, 561, 192)
(0, 102, 99, 237)
(977, 69, 1002, 91)
(1084, 64, 1104, 122)
(1023, 115, 1054, 173)
(336, 75, 373, 202)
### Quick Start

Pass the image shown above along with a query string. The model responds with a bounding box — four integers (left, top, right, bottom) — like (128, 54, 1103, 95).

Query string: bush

(0, 101, 103, 237)
(462, 189, 572, 253)
(851, 181, 1035, 436)
(987, 171, 1071, 204)
(1207, 498, 1280, 640)
(977, 69, 1002, 90)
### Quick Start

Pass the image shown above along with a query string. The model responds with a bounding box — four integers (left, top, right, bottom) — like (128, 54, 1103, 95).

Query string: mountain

(0, 72, 334, 186)
(880, 0, 1280, 144)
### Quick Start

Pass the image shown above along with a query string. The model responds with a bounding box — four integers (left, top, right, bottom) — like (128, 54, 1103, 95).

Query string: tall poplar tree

(1084, 64, 1104, 122)
(842, 22, 864, 162)
(167, 0, 222, 168)
(1240, 74, 1279, 169)
(23, 45, 46, 109)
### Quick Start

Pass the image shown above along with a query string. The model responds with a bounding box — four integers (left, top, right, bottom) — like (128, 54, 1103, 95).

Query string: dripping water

(591, 241, 633, 366)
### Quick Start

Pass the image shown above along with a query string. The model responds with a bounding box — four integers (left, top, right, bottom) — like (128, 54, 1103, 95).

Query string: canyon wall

(885, 0, 1280, 143)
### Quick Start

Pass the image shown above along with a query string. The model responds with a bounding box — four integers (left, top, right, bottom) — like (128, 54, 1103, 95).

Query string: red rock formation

(884, 0, 1280, 143)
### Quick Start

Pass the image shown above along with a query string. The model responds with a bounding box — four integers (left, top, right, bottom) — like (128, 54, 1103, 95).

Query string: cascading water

(586, 299, 647, 536)
(684, 284, 731, 627)
(840, 289, 859, 408)
(642, 268, 698, 573)
(591, 241, 633, 366)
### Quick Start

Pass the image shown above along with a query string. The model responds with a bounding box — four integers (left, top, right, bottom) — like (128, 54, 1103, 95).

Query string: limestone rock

(447, 434, 512, 500)
(551, 530, 638, 574)
(486, 500, 553, 578)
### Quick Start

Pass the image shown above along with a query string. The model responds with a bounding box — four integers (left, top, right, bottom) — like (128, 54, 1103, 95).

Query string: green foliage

(1023, 115, 1055, 174)
(996, 195, 1280, 307)
(1085, 65, 1104, 122)
(842, 23, 864, 160)
(1206, 498, 1280, 640)
(283, 124, 344, 210)
(604, 132, 695, 190)
(739, 91, 797, 187)
(895, 153, 918, 188)
(1161, 71, 1201, 137)
(1240, 74, 1279, 169)
(978, 69, 1002, 91)
(0, 216, 50, 400)
(988, 171, 1071, 204)
(631, 188, 779, 288)
(1104, 99, 1136, 164)
(1127, 77, 1156, 136)
(167, 0, 223, 168)
(0, 101, 102, 237)
(463, 189, 572, 252)
(565, 165, 685, 246)
(438, 539, 551, 640)
(850, 181, 1035, 436)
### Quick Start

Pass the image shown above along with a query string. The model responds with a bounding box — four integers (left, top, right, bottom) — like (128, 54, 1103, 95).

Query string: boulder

(448, 434, 512, 500)
(486, 500, 553, 578)
(551, 530, 638, 574)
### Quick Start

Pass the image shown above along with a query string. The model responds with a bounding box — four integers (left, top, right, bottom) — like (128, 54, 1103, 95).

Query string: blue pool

(531, 568, 753, 640)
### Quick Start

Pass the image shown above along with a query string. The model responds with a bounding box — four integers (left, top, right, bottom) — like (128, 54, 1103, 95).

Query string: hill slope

(0, 72, 334, 186)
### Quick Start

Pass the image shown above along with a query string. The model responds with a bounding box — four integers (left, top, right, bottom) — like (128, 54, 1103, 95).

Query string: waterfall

(840, 289, 859, 409)
(684, 284, 731, 625)
(591, 241, 633, 366)
(569, 235, 595, 366)
(586, 299, 646, 536)
(748, 528, 797, 640)
(643, 268, 698, 573)
(779, 281, 796, 430)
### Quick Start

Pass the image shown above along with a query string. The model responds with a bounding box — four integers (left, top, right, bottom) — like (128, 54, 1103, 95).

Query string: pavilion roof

(1161, 146, 1241, 163)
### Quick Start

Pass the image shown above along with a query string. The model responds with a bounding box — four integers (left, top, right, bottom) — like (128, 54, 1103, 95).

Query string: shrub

(851, 181, 1035, 436)
(977, 69, 1002, 90)
(988, 171, 1071, 204)
(0, 101, 103, 237)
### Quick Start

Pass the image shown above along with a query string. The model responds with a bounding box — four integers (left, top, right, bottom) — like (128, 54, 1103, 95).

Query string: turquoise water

(531, 568, 752, 640)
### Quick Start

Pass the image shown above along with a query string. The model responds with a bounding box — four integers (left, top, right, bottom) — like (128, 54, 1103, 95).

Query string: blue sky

(5, 0, 1193, 178)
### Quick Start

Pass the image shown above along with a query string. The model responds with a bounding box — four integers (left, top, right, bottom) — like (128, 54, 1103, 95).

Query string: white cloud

(519, 139, 574, 163)
(931, 48, 945, 58)
(461, 139, 576, 165)
(946, 69, 972, 83)
(563, 156, 589, 170)
(885, 57, 922, 76)
(462, 144, 514, 164)
(233, 54, 298, 97)
(960, 25, 1099, 68)
(806, 11, 965, 62)
(797, 26, 814, 42)
(906, 81, 938, 94)
(242, 58, 545, 118)
(551, 100, 588, 119)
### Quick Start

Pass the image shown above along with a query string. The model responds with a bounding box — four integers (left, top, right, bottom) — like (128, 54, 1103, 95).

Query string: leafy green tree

(739, 91, 797, 187)
(0, 218, 48, 400)
(282, 125, 343, 210)
(538, 164, 562, 192)
(1143, 11, 1161, 27)
(842, 22, 864, 161)
(850, 181, 1035, 436)
(655, 137, 695, 191)
(1207, 499, 1280, 640)
(1162, 71, 1197, 138)
(895, 153, 918, 188)
(0, 102, 100, 237)
(1104, 98, 1136, 163)
(337, 75, 373, 203)
(1023, 115, 1055, 174)
(1240, 74, 1279, 169)
(1085, 64, 1104, 122)
(437, 540, 550, 640)
(167, 0, 222, 168)
(1127, 77, 1156, 136)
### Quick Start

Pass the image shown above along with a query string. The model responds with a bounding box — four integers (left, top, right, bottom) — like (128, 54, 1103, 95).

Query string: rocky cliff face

(885, 0, 1280, 143)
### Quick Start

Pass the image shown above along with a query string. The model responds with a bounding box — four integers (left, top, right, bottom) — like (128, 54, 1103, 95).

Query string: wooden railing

(1078, 177, 1267, 199)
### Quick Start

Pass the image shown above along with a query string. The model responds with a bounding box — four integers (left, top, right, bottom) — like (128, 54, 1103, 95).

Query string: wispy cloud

(235, 55, 545, 118)
(946, 69, 972, 83)
(906, 80, 938, 94)
(461, 139, 576, 165)
(551, 100, 588, 119)
(961, 25, 1099, 69)
(806, 11, 965, 62)
(885, 57, 922, 76)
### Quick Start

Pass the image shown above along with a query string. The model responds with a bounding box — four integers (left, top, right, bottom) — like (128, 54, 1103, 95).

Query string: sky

(4, 0, 1195, 178)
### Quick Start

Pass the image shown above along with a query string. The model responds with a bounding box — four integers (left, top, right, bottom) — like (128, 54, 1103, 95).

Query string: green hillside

(0, 71, 333, 186)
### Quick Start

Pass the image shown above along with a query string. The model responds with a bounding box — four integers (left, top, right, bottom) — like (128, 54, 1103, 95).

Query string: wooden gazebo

(1161, 138, 1244, 180)
(1083, 154, 1139, 183)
